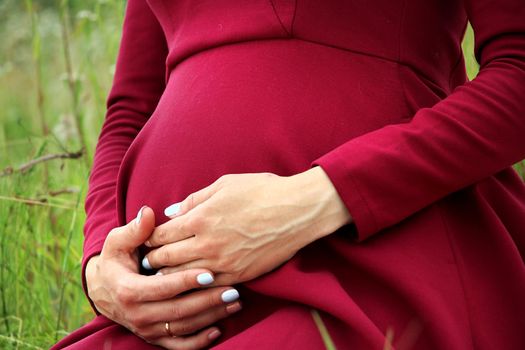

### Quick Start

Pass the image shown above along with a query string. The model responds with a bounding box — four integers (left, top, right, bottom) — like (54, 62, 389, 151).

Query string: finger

(163, 179, 221, 218)
(140, 300, 241, 339)
(161, 269, 249, 287)
(128, 269, 216, 302)
(152, 327, 221, 350)
(143, 238, 200, 269)
(140, 287, 240, 324)
(157, 260, 209, 275)
(145, 216, 196, 248)
(104, 206, 155, 254)
(167, 301, 242, 336)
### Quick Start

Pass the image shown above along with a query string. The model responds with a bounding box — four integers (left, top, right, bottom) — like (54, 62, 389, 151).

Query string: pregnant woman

(53, 0, 525, 349)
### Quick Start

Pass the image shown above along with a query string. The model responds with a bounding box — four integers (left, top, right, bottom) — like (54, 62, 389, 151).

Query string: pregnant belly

(116, 39, 409, 225)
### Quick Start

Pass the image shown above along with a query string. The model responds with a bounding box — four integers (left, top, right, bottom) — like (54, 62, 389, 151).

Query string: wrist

(291, 166, 352, 242)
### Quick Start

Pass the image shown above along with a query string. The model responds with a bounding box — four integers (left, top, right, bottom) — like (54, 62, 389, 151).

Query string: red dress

(53, 0, 525, 349)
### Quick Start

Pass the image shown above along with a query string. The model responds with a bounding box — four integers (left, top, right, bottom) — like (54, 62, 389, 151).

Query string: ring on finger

(165, 321, 177, 338)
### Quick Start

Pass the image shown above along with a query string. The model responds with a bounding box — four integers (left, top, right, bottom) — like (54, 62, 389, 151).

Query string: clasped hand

(142, 168, 352, 286)
(86, 207, 242, 349)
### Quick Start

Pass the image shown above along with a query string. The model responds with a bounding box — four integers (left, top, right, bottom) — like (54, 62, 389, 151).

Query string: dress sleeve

(81, 0, 167, 312)
(312, 0, 525, 241)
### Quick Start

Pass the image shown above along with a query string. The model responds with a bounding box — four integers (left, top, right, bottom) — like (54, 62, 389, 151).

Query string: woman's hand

(142, 167, 352, 285)
(86, 206, 242, 350)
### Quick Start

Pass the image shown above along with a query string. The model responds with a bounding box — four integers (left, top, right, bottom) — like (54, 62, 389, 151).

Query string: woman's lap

(52, 306, 328, 350)
(51, 315, 158, 350)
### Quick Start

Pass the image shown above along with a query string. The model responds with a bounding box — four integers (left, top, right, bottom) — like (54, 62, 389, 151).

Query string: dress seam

(300, 37, 398, 65)
(448, 18, 470, 90)
(268, 0, 291, 36)
(166, 37, 400, 79)
(437, 202, 476, 350)
(396, 0, 411, 122)
(397, 0, 406, 63)
(164, 35, 449, 96)
(290, 0, 297, 37)
(287, 36, 450, 93)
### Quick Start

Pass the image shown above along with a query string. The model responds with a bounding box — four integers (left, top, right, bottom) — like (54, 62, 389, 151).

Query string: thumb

(104, 205, 156, 254)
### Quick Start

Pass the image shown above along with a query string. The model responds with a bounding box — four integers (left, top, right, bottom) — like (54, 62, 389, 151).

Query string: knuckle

(160, 247, 172, 265)
(185, 213, 205, 231)
(196, 203, 210, 217)
(197, 238, 217, 258)
(127, 311, 149, 329)
(131, 312, 149, 327)
(182, 270, 198, 290)
(208, 291, 221, 307)
(193, 239, 206, 256)
(156, 228, 169, 243)
(168, 303, 185, 321)
(115, 282, 134, 304)
(150, 281, 165, 299)
(133, 326, 151, 340)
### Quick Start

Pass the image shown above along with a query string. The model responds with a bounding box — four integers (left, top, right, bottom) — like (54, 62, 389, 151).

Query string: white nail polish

(164, 202, 182, 217)
(196, 273, 214, 285)
(208, 329, 221, 340)
(221, 289, 239, 303)
(142, 256, 152, 270)
(136, 206, 146, 225)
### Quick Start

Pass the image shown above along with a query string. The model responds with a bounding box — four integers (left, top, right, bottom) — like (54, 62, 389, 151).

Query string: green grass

(0, 2, 523, 348)
(0, 0, 124, 347)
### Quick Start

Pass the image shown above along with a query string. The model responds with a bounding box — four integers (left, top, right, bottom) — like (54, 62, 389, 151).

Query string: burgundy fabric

(53, 0, 525, 349)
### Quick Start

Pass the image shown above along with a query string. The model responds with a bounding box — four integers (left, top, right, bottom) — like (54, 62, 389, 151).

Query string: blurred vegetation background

(1, 0, 125, 348)
(0, 0, 523, 348)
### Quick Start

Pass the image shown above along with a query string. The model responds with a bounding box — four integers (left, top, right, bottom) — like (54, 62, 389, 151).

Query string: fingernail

(221, 289, 239, 303)
(196, 272, 214, 285)
(136, 205, 146, 225)
(156, 271, 163, 276)
(142, 256, 152, 270)
(226, 302, 242, 314)
(208, 329, 221, 341)
(164, 202, 181, 217)
(144, 240, 151, 247)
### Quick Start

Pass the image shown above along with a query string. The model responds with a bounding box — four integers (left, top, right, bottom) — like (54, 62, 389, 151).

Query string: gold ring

(165, 321, 175, 337)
